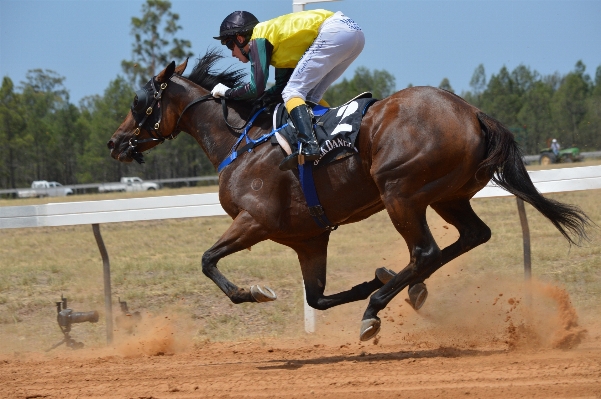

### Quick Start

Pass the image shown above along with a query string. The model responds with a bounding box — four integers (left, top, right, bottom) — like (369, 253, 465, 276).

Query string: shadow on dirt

(257, 346, 506, 370)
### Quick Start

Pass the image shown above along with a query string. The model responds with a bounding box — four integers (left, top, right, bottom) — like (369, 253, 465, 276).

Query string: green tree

(511, 65, 538, 93)
(470, 64, 486, 94)
(77, 76, 141, 182)
(480, 66, 523, 128)
(551, 60, 591, 147)
(51, 103, 84, 184)
(438, 77, 454, 93)
(517, 81, 554, 153)
(18, 69, 70, 182)
(0, 77, 28, 188)
(122, 0, 193, 87)
(324, 67, 396, 106)
(463, 64, 486, 106)
(580, 65, 601, 149)
(594, 65, 601, 96)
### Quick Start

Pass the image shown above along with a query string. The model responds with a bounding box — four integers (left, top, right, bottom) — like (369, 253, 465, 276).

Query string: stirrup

(300, 142, 320, 161)
(279, 152, 299, 171)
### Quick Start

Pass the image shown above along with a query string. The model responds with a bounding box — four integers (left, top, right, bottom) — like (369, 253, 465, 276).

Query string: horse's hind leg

(401, 198, 492, 309)
(421, 198, 492, 281)
(290, 232, 386, 310)
(360, 197, 491, 340)
(202, 210, 274, 304)
(360, 198, 442, 340)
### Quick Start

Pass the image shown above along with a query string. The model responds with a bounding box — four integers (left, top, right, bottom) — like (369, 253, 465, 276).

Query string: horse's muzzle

(107, 139, 132, 162)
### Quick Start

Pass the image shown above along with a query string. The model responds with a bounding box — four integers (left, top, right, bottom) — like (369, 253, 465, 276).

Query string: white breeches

(281, 11, 365, 104)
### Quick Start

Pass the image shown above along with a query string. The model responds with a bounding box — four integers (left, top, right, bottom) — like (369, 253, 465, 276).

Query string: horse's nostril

(107, 140, 115, 150)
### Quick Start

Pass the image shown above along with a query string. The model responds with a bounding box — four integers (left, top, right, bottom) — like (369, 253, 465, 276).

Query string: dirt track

(1, 336, 601, 399)
(2, 281, 601, 399)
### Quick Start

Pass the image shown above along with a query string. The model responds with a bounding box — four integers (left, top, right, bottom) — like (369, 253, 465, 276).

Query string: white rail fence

(1, 165, 601, 340)
(1, 152, 599, 198)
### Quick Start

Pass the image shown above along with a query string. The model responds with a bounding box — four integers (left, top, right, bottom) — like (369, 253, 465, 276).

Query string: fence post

(302, 281, 315, 333)
(92, 224, 113, 344)
(515, 198, 532, 281)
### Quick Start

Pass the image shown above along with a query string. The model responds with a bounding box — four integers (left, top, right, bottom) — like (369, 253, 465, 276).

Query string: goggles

(222, 37, 236, 51)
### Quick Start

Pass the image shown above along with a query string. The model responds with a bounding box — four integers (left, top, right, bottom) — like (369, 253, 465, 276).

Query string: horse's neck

(178, 96, 242, 169)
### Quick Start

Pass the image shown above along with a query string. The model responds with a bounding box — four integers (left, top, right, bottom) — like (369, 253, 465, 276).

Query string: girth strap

(298, 163, 337, 231)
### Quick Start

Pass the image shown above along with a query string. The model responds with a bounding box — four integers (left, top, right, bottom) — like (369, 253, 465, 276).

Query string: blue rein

(217, 107, 288, 173)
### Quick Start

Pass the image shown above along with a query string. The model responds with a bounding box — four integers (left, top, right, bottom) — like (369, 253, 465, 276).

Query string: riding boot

(279, 104, 320, 171)
(291, 104, 320, 160)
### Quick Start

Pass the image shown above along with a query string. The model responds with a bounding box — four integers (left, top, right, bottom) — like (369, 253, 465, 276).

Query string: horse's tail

(476, 111, 591, 246)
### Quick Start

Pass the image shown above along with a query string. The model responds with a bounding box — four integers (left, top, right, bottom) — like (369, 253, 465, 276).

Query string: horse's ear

(156, 61, 176, 83)
(174, 58, 188, 76)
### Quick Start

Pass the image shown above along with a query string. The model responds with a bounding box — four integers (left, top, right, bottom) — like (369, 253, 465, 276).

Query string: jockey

(212, 9, 365, 170)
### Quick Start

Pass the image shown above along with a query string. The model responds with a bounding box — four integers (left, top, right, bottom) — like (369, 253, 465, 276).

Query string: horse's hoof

(375, 267, 396, 284)
(250, 285, 277, 302)
(408, 283, 428, 310)
(359, 318, 381, 341)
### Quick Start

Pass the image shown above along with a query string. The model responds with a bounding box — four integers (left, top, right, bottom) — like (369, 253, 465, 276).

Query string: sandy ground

(2, 280, 600, 399)
(1, 339, 600, 399)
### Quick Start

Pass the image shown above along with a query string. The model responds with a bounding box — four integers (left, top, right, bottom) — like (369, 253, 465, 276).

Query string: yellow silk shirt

(250, 9, 334, 69)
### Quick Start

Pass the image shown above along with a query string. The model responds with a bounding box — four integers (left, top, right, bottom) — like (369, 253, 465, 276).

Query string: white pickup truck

(18, 181, 74, 198)
(98, 177, 160, 193)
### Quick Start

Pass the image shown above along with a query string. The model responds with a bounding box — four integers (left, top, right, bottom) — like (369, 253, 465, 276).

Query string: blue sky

(1, 0, 600, 104)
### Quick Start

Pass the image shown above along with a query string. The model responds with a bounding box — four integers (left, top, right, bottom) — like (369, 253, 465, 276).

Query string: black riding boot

(279, 104, 320, 171)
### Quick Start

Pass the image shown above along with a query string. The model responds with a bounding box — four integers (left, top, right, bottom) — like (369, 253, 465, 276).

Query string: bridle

(127, 76, 174, 163)
(126, 75, 261, 164)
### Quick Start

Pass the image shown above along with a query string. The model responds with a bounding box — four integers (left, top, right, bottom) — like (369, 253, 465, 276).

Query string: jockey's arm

(265, 68, 294, 97)
(225, 38, 273, 100)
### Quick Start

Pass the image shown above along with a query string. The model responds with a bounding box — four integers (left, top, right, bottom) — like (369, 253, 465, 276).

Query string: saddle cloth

(271, 93, 377, 167)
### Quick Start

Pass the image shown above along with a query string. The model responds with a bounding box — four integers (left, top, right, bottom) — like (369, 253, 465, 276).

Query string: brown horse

(108, 52, 589, 341)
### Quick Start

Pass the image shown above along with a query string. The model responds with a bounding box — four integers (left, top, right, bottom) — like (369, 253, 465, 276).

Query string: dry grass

(1, 161, 600, 353)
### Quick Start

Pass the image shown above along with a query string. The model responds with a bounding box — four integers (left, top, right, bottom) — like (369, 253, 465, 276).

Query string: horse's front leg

(291, 233, 388, 310)
(202, 210, 273, 304)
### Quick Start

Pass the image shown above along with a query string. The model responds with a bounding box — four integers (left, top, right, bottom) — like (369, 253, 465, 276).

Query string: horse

(107, 51, 590, 341)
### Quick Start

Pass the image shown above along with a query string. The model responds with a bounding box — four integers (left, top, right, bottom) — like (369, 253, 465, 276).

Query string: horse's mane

(187, 49, 254, 107)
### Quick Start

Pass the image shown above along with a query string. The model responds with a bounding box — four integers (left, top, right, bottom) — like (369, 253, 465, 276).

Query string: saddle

(271, 93, 377, 167)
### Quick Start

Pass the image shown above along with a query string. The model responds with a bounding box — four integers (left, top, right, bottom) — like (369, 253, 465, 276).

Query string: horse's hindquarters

(362, 87, 488, 201)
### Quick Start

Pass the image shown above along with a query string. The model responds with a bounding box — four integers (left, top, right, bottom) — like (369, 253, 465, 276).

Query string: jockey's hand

(211, 83, 231, 98)
(255, 91, 282, 110)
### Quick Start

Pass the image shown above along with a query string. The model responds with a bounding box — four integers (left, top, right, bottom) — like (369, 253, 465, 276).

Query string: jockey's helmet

(214, 11, 259, 48)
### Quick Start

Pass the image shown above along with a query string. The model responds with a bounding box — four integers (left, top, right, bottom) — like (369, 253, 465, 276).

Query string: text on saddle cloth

(272, 93, 378, 166)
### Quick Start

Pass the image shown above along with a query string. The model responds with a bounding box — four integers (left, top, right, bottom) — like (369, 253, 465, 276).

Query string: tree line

(1, 0, 600, 189)
(460, 61, 601, 155)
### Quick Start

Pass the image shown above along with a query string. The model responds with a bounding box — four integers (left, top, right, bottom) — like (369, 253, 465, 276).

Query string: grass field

(1, 160, 599, 353)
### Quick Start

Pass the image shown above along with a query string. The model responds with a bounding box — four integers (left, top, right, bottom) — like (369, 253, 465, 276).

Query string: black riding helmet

(213, 11, 259, 48)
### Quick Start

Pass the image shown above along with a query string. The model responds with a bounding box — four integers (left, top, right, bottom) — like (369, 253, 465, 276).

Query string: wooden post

(92, 224, 113, 344)
(516, 198, 532, 280)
